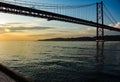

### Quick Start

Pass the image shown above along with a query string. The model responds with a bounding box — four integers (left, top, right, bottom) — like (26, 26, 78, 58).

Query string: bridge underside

(0, 2, 120, 32)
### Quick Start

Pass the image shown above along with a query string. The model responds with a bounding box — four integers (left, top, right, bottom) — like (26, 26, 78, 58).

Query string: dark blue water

(0, 41, 120, 82)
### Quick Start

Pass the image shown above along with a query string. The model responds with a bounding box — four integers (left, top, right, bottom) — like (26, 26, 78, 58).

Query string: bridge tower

(96, 1, 104, 72)
(96, 1, 104, 41)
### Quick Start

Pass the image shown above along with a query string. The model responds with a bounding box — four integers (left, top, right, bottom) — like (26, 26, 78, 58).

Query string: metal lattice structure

(96, 1, 104, 41)
(96, 1, 105, 72)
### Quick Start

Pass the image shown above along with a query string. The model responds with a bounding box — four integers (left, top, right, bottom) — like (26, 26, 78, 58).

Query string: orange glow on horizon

(0, 34, 37, 41)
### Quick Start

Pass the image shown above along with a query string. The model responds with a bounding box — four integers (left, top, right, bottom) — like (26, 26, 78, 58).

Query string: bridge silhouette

(0, 1, 120, 81)
(0, 1, 120, 40)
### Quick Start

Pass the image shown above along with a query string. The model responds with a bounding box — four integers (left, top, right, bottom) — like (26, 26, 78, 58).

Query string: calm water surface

(0, 41, 120, 82)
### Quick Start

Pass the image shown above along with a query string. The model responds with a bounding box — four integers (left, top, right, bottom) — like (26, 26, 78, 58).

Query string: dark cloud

(7, 26, 54, 31)
(29, 33, 58, 37)
(0, 22, 55, 31)
(57, 31, 70, 33)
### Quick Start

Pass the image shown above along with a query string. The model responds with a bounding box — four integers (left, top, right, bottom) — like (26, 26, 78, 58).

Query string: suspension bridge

(0, 0, 120, 41)
(0, 0, 120, 81)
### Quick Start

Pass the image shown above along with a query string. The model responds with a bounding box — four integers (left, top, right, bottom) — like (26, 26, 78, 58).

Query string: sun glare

(4, 28, 11, 33)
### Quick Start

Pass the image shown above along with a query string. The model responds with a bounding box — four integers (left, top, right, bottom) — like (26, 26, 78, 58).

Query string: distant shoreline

(38, 35, 120, 41)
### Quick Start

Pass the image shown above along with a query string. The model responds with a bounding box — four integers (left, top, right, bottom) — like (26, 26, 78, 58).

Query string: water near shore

(0, 41, 120, 82)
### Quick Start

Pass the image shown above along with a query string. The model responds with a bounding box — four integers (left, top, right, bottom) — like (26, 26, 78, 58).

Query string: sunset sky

(0, 0, 120, 41)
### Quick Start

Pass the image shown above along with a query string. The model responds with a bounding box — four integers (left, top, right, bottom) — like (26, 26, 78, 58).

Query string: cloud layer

(0, 22, 54, 33)
(2, 22, 119, 40)
(109, 22, 120, 28)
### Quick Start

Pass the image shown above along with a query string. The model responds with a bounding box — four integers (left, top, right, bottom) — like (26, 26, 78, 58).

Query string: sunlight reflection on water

(0, 41, 120, 82)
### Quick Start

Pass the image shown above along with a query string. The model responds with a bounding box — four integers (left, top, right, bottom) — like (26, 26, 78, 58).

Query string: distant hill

(38, 35, 120, 41)
(104, 35, 120, 41)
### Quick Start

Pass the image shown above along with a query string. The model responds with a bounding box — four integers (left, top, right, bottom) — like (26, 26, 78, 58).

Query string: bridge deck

(0, 2, 120, 32)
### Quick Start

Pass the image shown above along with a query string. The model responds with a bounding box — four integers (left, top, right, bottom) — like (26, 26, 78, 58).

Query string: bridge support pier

(96, 1, 105, 72)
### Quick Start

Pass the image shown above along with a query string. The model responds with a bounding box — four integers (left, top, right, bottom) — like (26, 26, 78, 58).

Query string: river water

(0, 41, 120, 82)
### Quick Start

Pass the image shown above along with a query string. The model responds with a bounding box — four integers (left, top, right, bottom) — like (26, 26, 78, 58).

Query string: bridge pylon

(96, 1, 104, 41)
(96, 1, 105, 72)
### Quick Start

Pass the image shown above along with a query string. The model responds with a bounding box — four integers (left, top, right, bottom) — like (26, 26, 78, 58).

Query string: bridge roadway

(0, 1, 120, 32)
